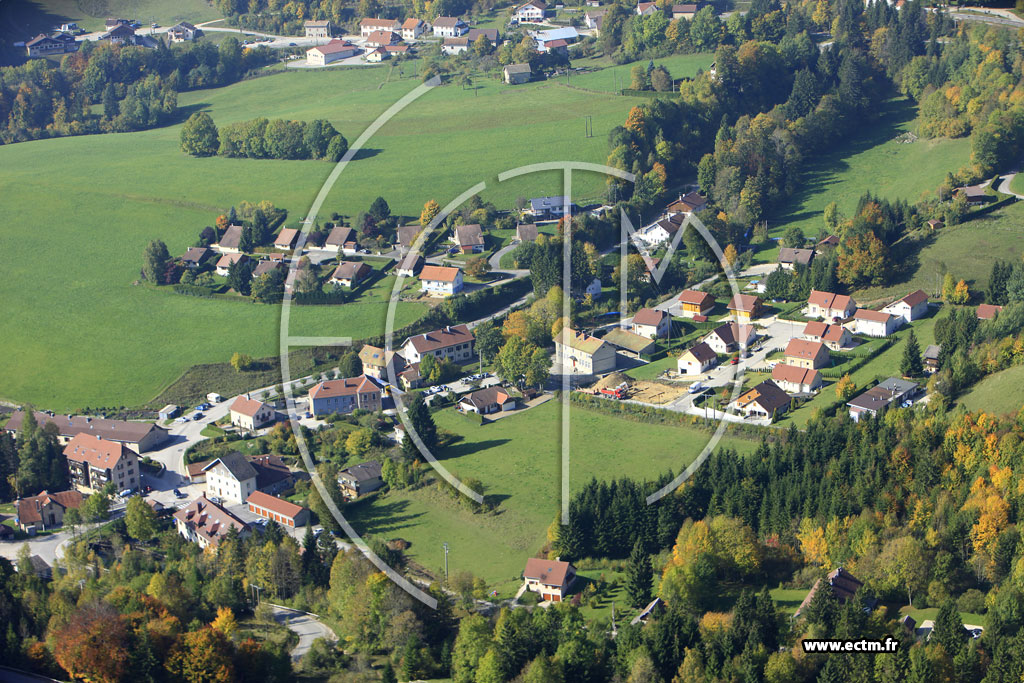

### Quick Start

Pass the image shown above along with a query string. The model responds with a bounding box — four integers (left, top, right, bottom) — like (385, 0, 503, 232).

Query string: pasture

(6, 0, 223, 34)
(958, 364, 1024, 416)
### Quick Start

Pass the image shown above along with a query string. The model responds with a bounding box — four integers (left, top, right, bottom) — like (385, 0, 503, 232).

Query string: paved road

(268, 604, 337, 660)
(0, 508, 125, 566)
(996, 172, 1024, 199)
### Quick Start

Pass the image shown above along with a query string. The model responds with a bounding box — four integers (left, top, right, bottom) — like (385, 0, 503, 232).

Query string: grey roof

(4, 411, 166, 446)
(218, 224, 243, 250)
(339, 460, 382, 482)
(505, 63, 532, 75)
(396, 224, 420, 247)
(924, 345, 941, 360)
(455, 224, 484, 247)
(202, 452, 258, 482)
(847, 378, 918, 413)
(779, 247, 814, 266)
(529, 195, 576, 212)
(466, 28, 499, 42)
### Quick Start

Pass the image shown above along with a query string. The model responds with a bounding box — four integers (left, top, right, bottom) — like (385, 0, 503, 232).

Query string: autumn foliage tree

(420, 199, 441, 228)
(166, 627, 236, 683)
(54, 602, 132, 683)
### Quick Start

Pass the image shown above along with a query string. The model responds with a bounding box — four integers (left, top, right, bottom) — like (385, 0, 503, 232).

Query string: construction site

(590, 372, 689, 406)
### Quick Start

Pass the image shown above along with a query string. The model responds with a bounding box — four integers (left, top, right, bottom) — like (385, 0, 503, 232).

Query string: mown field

(568, 53, 716, 92)
(959, 364, 1024, 416)
(346, 400, 758, 584)
(8, 0, 224, 34)
(0, 62, 638, 410)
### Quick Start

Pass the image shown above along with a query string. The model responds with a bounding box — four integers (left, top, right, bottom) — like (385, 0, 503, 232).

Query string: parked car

(118, 488, 136, 498)
(173, 488, 186, 499)
(192, 412, 204, 420)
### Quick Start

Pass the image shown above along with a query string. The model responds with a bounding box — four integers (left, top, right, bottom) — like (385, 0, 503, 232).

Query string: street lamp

(442, 542, 450, 582)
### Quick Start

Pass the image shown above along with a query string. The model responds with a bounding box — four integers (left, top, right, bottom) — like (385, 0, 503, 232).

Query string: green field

(765, 98, 972, 249)
(959, 364, 1024, 416)
(7, 0, 224, 34)
(568, 53, 716, 93)
(0, 63, 639, 410)
(346, 401, 757, 583)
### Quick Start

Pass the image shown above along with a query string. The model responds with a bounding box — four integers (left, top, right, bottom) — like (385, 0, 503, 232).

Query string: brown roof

(734, 380, 791, 413)
(460, 387, 513, 410)
(173, 496, 248, 547)
(181, 247, 210, 263)
(892, 289, 928, 308)
(728, 294, 762, 312)
(466, 28, 499, 42)
(309, 375, 381, 400)
(808, 290, 854, 312)
(678, 289, 715, 307)
(797, 567, 863, 616)
(785, 338, 827, 361)
(246, 490, 303, 519)
(402, 17, 424, 29)
(405, 324, 474, 354)
(632, 308, 668, 326)
(218, 224, 244, 249)
(365, 30, 399, 43)
(230, 395, 269, 418)
(779, 247, 814, 266)
(5, 411, 166, 446)
(673, 3, 697, 11)
(455, 224, 485, 247)
(63, 433, 136, 469)
(818, 234, 840, 247)
(772, 363, 820, 387)
(252, 260, 282, 278)
(216, 253, 247, 268)
(274, 228, 299, 247)
(444, 36, 470, 46)
(312, 39, 358, 55)
(359, 345, 399, 369)
(331, 261, 372, 282)
(360, 17, 398, 27)
(397, 224, 420, 247)
(524, 557, 574, 586)
(432, 16, 466, 27)
(682, 341, 716, 364)
(420, 265, 461, 283)
(977, 303, 1003, 320)
(853, 308, 894, 323)
(516, 224, 539, 241)
(666, 191, 707, 213)
(15, 490, 84, 525)
(804, 321, 847, 343)
(326, 225, 357, 248)
(706, 322, 754, 347)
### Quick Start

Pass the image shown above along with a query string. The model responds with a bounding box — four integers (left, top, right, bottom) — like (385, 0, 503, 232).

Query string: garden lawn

(0, 64, 638, 410)
(345, 400, 757, 583)
(764, 98, 971, 254)
(958, 364, 1024, 416)
(769, 587, 808, 615)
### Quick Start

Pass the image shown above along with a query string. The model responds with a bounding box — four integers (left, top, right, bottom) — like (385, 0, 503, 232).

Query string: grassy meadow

(959, 364, 1024, 416)
(8, 0, 224, 34)
(345, 400, 758, 583)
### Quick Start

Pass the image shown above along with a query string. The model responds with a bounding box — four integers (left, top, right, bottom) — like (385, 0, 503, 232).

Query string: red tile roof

(230, 395, 269, 418)
(274, 228, 299, 247)
(309, 375, 380, 400)
(63, 433, 136, 469)
(404, 325, 474, 354)
(632, 308, 668, 326)
(853, 308, 894, 323)
(785, 338, 827, 360)
(678, 289, 714, 307)
(420, 265, 461, 283)
(246, 490, 304, 519)
(977, 303, 1003, 320)
(728, 294, 761, 312)
(524, 557, 574, 586)
(893, 289, 928, 307)
(174, 496, 248, 547)
(772, 363, 820, 387)
(808, 290, 854, 312)
(15, 490, 84, 525)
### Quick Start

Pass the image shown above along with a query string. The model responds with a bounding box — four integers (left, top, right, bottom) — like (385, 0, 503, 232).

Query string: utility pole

(442, 542, 450, 582)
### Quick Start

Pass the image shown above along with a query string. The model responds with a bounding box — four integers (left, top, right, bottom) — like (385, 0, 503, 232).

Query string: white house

(730, 380, 791, 422)
(850, 308, 900, 338)
(419, 265, 464, 297)
(702, 322, 755, 355)
(229, 396, 276, 431)
(631, 308, 670, 338)
(401, 17, 427, 40)
(513, 0, 548, 23)
(678, 342, 717, 376)
(202, 453, 258, 506)
(359, 17, 398, 37)
(802, 321, 852, 351)
(402, 324, 475, 364)
(442, 36, 470, 54)
(771, 364, 822, 394)
(807, 290, 857, 321)
(882, 289, 928, 325)
(324, 226, 359, 254)
(555, 328, 617, 375)
(306, 39, 359, 65)
(636, 1, 659, 14)
(523, 557, 576, 602)
(431, 16, 469, 37)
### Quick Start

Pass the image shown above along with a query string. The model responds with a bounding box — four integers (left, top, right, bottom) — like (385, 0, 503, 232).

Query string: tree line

(180, 112, 350, 161)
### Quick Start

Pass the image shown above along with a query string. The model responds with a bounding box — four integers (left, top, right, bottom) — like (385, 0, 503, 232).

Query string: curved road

(268, 604, 337, 660)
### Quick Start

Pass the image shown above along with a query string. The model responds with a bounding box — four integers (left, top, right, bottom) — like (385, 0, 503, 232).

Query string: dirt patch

(592, 373, 687, 405)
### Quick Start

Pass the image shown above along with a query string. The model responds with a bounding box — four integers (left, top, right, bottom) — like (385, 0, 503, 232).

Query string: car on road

(118, 488, 137, 499)
(192, 411, 204, 420)
(688, 382, 704, 394)
(151, 23, 159, 28)
(174, 416, 189, 423)
(730, 357, 740, 365)
(288, 42, 296, 46)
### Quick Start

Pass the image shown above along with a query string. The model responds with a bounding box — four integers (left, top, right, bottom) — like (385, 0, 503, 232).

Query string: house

(555, 328, 617, 375)
(665, 191, 708, 216)
(442, 36, 470, 54)
(15, 490, 84, 532)
(250, 454, 294, 495)
(397, 252, 424, 277)
(385, 44, 411, 56)
(504, 63, 533, 84)
(309, 375, 383, 416)
(515, 223, 539, 242)
(817, 234, 840, 251)
(399, 363, 423, 390)
(215, 224, 244, 253)
(771, 364, 822, 394)
(927, 219, 943, 231)
(324, 226, 359, 254)
(365, 46, 389, 61)
(202, 452, 259, 505)
(401, 18, 428, 40)
(402, 324, 475, 363)
(730, 380, 791, 422)
(306, 39, 360, 65)
(802, 321, 852, 351)
(252, 259, 284, 279)
(807, 290, 857, 321)
(643, 215, 684, 245)
(851, 308, 900, 338)
(678, 342, 717, 376)
(602, 328, 657, 356)
(360, 17, 399, 37)
(795, 567, 864, 617)
(330, 261, 372, 287)
(672, 3, 698, 18)
(167, 21, 199, 42)
(304, 19, 333, 39)
(513, 0, 548, 22)
(337, 461, 384, 500)
(466, 28, 499, 43)
(882, 289, 929, 324)
(702, 322, 755, 354)
(677, 289, 715, 318)
(174, 495, 249, 549)
(924, 344, 941, 373)
(523, 557, 576, 602)
(101, 23, 137, 45)
(538, 38, 568, 54)
(17, 555, 52, 580)
(529, 195, 577, 218)
(454, 224, 485, 253)
(216, 253, 249, 277)
(582, 277, 603, 299)
(636, 1, 659, 14)
(419, 265, 465, 297)
(977, 303, 1003, 320)
(778, 247, 814, 270)
(26, 32, 79, 58)
(359, 345, 404, 381)
(229, 395, 276, 431)
(727, 294, 763, 323)
(631, 308, 670, 338)
(396, 224, 421, 251)
(246, 491, 308, 528)
(431, 16, 469, 37)
(63, 433, 139, 494)
(459, 386, 516, 414)
(4, 411, 168, 453)
(181, 246, 212, 268)
(784, 338, 830, 370)
(585, 8, 607, 30)
(364, 30, 400, 47)
(955, 185, 988, 205)
(847, 377, 919, 422)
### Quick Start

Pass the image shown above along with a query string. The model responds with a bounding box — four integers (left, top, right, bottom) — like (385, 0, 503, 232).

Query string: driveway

(268, 604, 337, 660)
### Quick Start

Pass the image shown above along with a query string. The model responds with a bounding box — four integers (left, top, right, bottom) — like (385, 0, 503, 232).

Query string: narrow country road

(268, 604, 337, 660)
(995, 172, 1024, 199)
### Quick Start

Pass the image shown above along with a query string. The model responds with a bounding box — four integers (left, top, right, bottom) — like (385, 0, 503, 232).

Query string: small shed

(159, 404, 180, 420)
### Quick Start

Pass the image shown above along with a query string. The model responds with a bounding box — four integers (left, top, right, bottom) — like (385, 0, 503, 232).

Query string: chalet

(358, 345, 404, 381)
(304, 19, 333, 39)
(330, 261, 372, 287)
(216, 253, 249, 277)
(926, 219, 943, 231)
(63, 433, 139, 494)
(851, 308, 900, 338)
(229, 395, 276, 431)
(167, 21, 199, 42)
(252, 259, 283, 279)
(672, 3, 698, 18)
(730, 380, 791, 422)
(795, 567, 864, 617)
(516, 223, 539, 242)
(181, 246, 212, 268)
(636, 1, 659, 14)
(454, 224, 485, 253)
(504, 63, 533, 84)
(727, 294, 762, 323)
(401, 18, 428, 40)
(643, 215, 684, 245)
(847, 378, 918, 422)
(778, 247, 814, 270)
(523, 557, 576, 602)
(665, 191, 707, 216)
(101, 23, 137, 45)
(324, 225, 359, 254)
(458, 386, 516, 414)
(364, 30, 400, 47)
(26, 32, 78, 58)
(817, 234, 840, 251)
(678, 342, 717, 376)
(360, 17, 399, 37)
(395, 224, 421, 251)
(802, 321, 852, 350)
(602, 328, 657, 356)
(215, 224, 244, 253)
(402, 324, 475, 363)
(15, 490, 83, 532)
(466, 28, 499, 43)
(882, 289, 928, 325)
(431, 16, 469, 37)
(513, 0, 548, 23)
(306, 39, 360, 65)
(771, 364, 822, 394)
(337, 461, 383, 500)
(631, 308, 670, 338)
(529, 195, 576, 219)
(702, 322, 755, 354)
(397, 252, 424, 277)
(308, 376, 383, 416)
(555, 328, 617, 375)
(977, 303, 1003, 320)
(442, 36, 471, 54)
(202, 452, 259, 505)
(419, 265, 464, 297)
(4, 411, 168, 453)
(677, 289, 715, 318)
(246, 491, 308, 528)
(807, 290, 856, 320)
(784, 338, 830, 370)
(955, 185, 988, 205)
(174, 495, 249, 549)
(399, 363, 424, 390)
